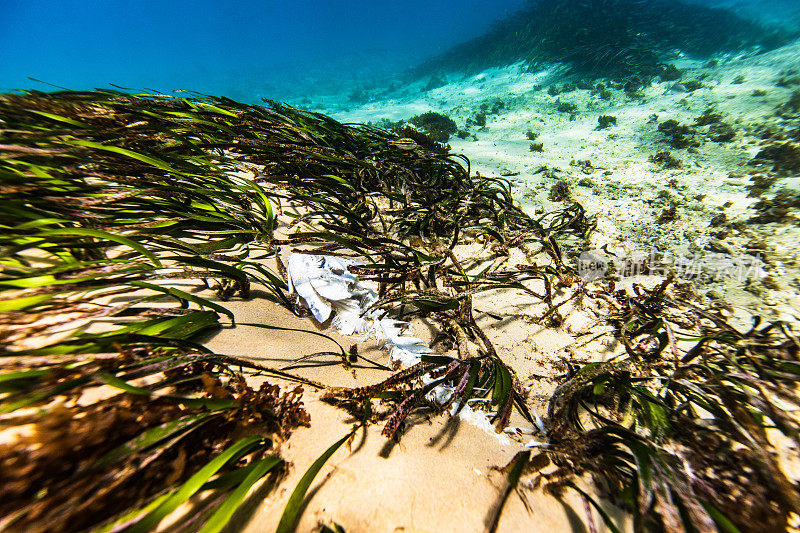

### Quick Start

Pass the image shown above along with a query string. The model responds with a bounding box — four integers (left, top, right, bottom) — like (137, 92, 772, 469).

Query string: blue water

(0, 0, 525, 101)
(4, 0, 800, 103)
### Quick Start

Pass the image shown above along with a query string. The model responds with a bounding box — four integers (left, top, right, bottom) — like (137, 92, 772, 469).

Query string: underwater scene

(3, 0, 800, 531)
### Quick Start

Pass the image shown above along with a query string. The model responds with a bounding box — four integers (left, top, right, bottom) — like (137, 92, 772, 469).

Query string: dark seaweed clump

(592, 83, 614, 100)
(466, 101, 506, 129)
(657, 203, 679, 222)
(483, 100, 506, 115)
(408, 111, 458, 143)
(467, 111, 486, 128)
(695, 108, 723, 126)
(693, 109, 736, 142)
(597, 115, 617, 129)
(751, 190, 800, 223)
(708, 122, 736, 142)
(556, 99, 578, 117)
(658, 63, 683, 81)
(748, 174, 779, 197)
(658, 119, 699, 149)
(649, 150, 683, 168)
(753, 142, 800, 173)
(412, 0, 791, 78)
(548, 180, 571, 201)
(785, 90, 800, 112)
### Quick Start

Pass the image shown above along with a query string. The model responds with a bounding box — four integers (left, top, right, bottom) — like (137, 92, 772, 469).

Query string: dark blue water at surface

(0, 0, 526, 100)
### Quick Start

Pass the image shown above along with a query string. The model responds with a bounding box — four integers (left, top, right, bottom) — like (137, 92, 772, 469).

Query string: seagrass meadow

(1, 90, 800, 532)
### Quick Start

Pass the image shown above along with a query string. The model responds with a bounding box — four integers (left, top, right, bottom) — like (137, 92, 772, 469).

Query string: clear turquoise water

(0, 0, 525, 100)
(3, 1, 799, 102)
